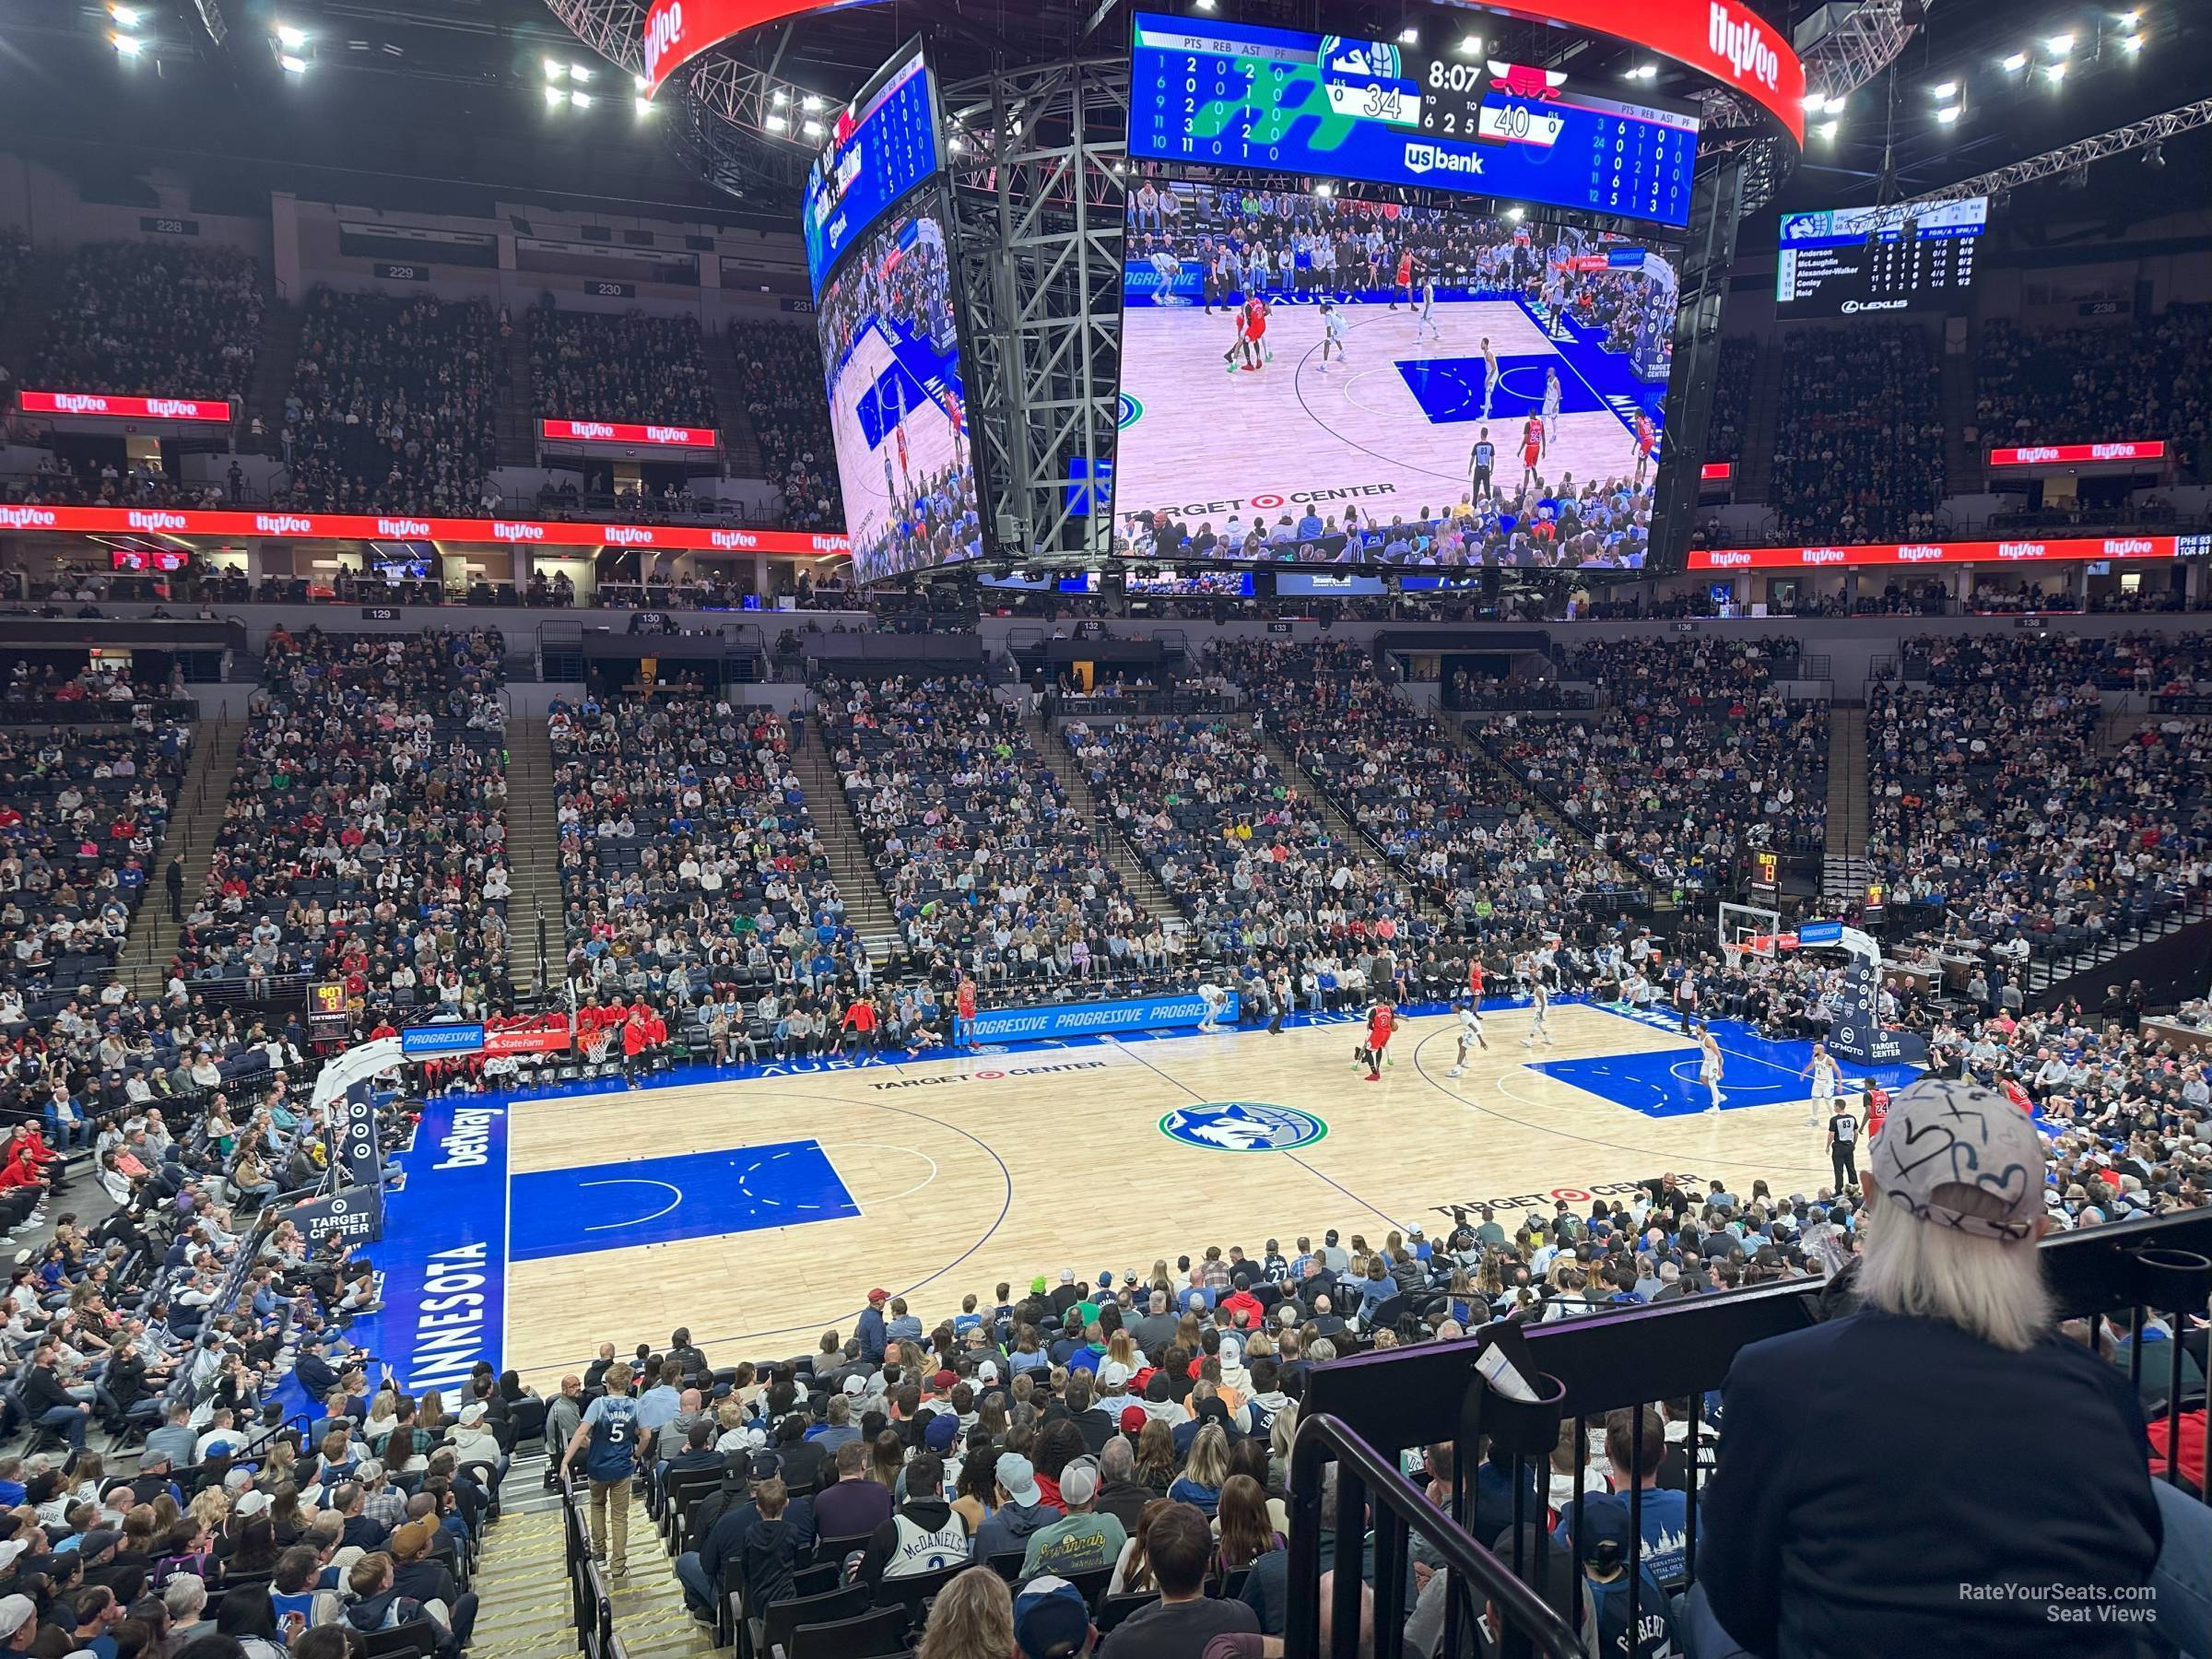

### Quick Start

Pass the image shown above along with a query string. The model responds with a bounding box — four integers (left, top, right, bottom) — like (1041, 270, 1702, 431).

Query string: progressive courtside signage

(18, 389, 232, 423)
(1687, 534, 2208, 571)
(1986, 441, 2166, 467)
(0, 503, 848, 557)
(539, 419, 720, 448)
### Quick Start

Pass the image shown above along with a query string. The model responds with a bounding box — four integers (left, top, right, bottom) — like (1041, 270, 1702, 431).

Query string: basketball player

(1468, 426, 1496, 504)
(1466, 956, 1486, 1004)
(1864, 1078, 1889, 1147)
(1197, 980, 1228, 1032)
(1520, 410, 1546, 488)
(1521, 976, 1554, 1049)
(956, 974, 978, 1052)
(1801, 1039, 1840, 1129)
(1633, 410, 1658, 485)
(1479, 335, 1500, 418)
(1542, 367, 1562, 441)
(1361, 999, 1396, 1082)
(1391, 248, 1416, 311)
(1318, 299, 1347, 371)
(1697, 1025, 1724, 1112)
(1827, 1092, 1862, 1191)
(1445, 999, 1488, 1077)
(1416, 270, 1442, 343)
(1245, 294, 1273, 365)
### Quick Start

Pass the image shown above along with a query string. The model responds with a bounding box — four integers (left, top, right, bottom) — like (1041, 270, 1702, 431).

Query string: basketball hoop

(1720, 942, 1744, 974)
(581, 1029, 614, 1067)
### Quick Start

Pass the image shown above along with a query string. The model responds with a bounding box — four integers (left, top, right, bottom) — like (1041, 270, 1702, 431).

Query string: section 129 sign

(1129, 13, 1698, 228)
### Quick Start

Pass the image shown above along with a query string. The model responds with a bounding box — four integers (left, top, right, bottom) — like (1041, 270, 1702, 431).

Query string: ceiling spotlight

(545, 58, 566, 80)
(2044, 31, 2075, 54)
(2143, 140, 2165, 167)
(2001, 51, 2029, 70)
(1457, 34, 1482, 54)
(1632, 62, 1658, 79)
(2123, 30, 2145, 49)
(771, 88, 788, 104)
(2042, 59, 2067, 80)
(278, 53, 307, 73)
(1821, 93, 1848, 114)
(112, 32, 143, 54)
(803, 118, 824, 137)
(801, 94, 823, 111)
(1194, 0, 1215, 9)
(1930, 79, 1958, 98)
(571, 90, 592, 108)
(1399, 26, 1418, 44)
(633, 96, 653, 116)
(1505, 206, 1524, 220)
(109, 4, 141, 22)
(1816, 119, 1840, 139)
(572, 65, 594, 84)
(275, 22, 307, 47)
(764, 112, 788, 132)
(947, 135, 964, 153)
(2121, 8, 2142, 24)
(545, 84, 566, 106)
(1800, 92, 1825, 110)
(634, 74, 651, 92)
(1934, 104, 1961, 123)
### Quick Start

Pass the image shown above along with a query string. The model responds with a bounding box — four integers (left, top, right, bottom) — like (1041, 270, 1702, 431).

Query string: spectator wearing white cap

(1019, 1456, 1126, 1579)
(1698, 1077, 2167, 1657)
(450, 1400, 509, 1487)
(0, 1594, 37, 1653)
(970, 1453, 1056, 1564)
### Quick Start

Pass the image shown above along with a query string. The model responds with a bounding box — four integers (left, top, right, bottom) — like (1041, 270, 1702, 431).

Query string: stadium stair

(710, 328, 767, 480)
(788, 726, 901, 961)
(1026, 709, 1192, 929)
(1820, 703, 1869, 906)
(497, 326, 537, 470)
(1940, 342, 1980, 491)
(0, 252, 66, 388)
(503, 717, 563, 997)
(469, 1453, 719, 1659)
(116, 717, 243, 995)
(1732, 347, 1785, 505)
(241, 301, 299, 456)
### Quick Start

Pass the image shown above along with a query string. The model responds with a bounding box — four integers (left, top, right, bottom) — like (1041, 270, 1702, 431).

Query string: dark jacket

(1701, 1309, 2161, 1657)
(738, 1516, 805, 1612)
(1097, 1476, 1154, 1537)
(969, 1497, 1056, 1563)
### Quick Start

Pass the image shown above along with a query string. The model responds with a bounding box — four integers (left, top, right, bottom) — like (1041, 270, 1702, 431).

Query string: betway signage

(1987, 441, 2167, 467)
(1477, 0, 1805, 143)
(540, 418, 719, 449)
(1688, 535, 2194, 571)
(0, 504, 849, 557)
(18, 389, 232, 423)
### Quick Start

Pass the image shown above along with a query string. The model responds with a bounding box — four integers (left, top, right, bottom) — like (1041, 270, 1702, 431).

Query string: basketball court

(346, 999, 1920, 1395)
(1114, 294, 1662, 531)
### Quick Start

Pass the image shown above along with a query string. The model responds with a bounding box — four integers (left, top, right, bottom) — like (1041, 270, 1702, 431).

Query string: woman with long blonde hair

(1133, 1419, 1176, 1493)
(916, 1565, 1015, 1659)
(1169, 1422, 1230, 1515)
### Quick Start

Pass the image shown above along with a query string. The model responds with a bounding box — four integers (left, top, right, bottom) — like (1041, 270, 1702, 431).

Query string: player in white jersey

(1446, 1000, 1488, 1077)
(1521, 977, 1554, 1048)
(1416, 274, 1442, 343)
(1479, 335, 1500, 418)
(1801, 1039, 1840, 1127)
(1542, 367, 1562, 441)
(1698, 1025, 1724, 1112)
(1196, 982, 1227, 1032)
(1319, 299, 1347, 372)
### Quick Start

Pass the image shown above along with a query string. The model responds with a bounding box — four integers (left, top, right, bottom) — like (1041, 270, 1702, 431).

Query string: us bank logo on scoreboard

(1160, 1101, 1328, 1153)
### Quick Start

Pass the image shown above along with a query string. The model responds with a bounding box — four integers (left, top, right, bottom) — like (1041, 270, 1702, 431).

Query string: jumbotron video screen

(816, 198, 983, 585)
(1116, 174, 1678, 570)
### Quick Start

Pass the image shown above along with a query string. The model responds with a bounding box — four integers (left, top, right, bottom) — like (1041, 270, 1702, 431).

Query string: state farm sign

(18, 389, 232, 423)
(539, 418, 718, 449)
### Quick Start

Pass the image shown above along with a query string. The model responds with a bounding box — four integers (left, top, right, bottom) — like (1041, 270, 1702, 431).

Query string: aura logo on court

(1159, 1101, 1328, 1153)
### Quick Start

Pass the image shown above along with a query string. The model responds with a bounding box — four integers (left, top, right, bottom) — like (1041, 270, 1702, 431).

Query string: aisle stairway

(787, 725, 900, 960)
(1732, 347, 1786, 506)
(241, 302, 299, 455)
(1940, 342, 1980, 492)
(0, 253, 66, 391)
(498, 325, 538, 469)
(1026, 710, 1190, 926)
(117, 718, 243, 990)
(1820, 703, 1870, 905)
(711, 328, 767, 479)
(503, 718, 562, 997)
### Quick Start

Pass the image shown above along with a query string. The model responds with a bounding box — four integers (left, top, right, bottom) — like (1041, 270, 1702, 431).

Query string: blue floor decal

(508, 1140, 861, 1262)
(1393, 353, 1603, 423)
(1528, 1015, 1924, 1118)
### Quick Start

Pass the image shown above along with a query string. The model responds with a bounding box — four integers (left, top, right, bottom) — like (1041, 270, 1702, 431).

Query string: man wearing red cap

(855, 1288, 889, 1365)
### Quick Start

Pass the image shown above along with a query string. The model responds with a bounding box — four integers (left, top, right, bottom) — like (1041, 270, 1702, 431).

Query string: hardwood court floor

(498, 1004, 1841, 1389)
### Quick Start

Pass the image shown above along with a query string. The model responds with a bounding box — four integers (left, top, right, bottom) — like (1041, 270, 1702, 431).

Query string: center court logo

(1159, 1101, 1327, 1153)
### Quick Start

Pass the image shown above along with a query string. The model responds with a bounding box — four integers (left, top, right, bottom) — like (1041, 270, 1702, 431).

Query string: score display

(800, 41, 942, 297)
(1775, 197, 1987, 318)
(1130, 13, 1699, 228)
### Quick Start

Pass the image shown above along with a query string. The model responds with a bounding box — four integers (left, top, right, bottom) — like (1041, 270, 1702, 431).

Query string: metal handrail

(1287, 1411, 1581, 1659)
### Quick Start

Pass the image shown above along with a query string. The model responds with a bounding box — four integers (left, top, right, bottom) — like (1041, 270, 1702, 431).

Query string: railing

(1288, 1208, 2212, 1659)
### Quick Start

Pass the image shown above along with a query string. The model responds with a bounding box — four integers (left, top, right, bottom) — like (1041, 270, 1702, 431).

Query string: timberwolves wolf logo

(1159, 1102, 1328, 1153)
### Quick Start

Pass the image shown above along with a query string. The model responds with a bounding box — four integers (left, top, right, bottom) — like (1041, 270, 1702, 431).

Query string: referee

(1468, 427, 1496, 502)
(1827, 1097, 1862, 1193)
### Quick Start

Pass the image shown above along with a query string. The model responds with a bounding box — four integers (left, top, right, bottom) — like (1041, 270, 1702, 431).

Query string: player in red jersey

(1361, 1001, 1396, 1082)
(1242, 295, 1271, 367)
(1391, 249, 1416, 310)
(1520, 412, 1546, 487)
(1467, 959, 1486, 1001)
(1633, 410, 1658, 485)
(1864, 1080, 1889, 1149)
(956, 975, 978, 1051)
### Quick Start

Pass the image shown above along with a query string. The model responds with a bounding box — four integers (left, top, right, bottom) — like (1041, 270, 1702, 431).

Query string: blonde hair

(1857, 1193, 2051, 1354)
(1183, 1422, 1231, 1491)
(916, 1566, 1014, 1659)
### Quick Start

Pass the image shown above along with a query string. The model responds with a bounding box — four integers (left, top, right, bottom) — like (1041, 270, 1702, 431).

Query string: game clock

(1130, 12, 1700, 228)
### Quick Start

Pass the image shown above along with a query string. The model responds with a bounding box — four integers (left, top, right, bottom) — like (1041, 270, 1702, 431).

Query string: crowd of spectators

(528, 305, 718, 429)
(0, 226, 29, 406)
(1770, 324, 1947, 544)
(170, 629, 512, 1020)
(1974, 306, 2212, 474)
(1863, 632, 2212, 959)
(0, 453, 226, 514)
(274, 289, 501, 518)
(728, 322, 841, 534)
(1704, 336, 1756, 464)
(36, 244, 264, 405)
(1475, 636, 1830, 893)
(823, 675, 1161, 986)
